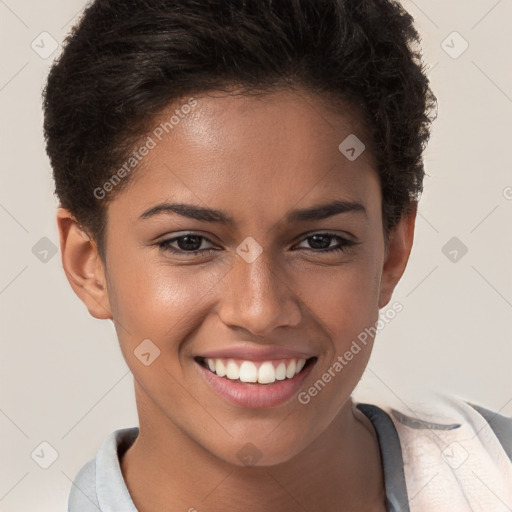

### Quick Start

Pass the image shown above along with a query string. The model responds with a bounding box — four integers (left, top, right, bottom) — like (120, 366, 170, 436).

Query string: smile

(194, 355, 318, 408)
(197, 357, 310, 384)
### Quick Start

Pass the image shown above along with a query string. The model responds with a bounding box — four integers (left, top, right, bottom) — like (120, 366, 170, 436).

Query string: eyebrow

(138, 199, 367, 224)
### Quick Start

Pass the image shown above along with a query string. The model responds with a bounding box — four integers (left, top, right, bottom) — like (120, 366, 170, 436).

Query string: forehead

(107, 88, 380, 228)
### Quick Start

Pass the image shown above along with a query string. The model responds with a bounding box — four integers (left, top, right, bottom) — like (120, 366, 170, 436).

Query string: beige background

(1, 1, 511, 510)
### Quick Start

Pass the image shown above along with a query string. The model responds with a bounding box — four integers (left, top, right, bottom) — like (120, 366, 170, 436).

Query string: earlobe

(378, 206, 417, 309)
(56, 208, 113, 320)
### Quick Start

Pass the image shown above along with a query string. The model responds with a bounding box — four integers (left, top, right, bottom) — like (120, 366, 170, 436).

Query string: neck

(121, 388, 386, 512)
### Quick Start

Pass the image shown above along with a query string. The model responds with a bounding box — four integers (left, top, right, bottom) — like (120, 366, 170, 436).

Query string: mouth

(194, 356, 317, 384)
(194, 355, 318, 408)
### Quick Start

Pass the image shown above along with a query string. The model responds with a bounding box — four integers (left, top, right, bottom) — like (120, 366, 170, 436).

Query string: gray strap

(468, 402, 512, 462)
(356, 403, 410, 512)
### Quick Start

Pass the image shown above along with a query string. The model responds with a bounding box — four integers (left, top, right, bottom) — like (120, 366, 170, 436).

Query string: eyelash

(156, 232, 359, 256)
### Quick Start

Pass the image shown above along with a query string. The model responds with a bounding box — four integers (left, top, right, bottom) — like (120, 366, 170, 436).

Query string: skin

(57, 88, 416, 512)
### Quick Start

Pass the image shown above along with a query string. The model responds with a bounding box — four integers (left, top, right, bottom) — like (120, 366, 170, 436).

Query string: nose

(217, 249, 303, 336)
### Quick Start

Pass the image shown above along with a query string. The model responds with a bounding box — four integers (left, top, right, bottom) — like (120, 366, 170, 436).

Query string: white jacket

(68, 392, 512, 511)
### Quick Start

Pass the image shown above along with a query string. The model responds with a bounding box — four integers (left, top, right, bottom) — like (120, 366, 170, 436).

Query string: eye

(294, 232, 359, 254)
(157, 233, 217, 256)
(156, 231, 359, 257)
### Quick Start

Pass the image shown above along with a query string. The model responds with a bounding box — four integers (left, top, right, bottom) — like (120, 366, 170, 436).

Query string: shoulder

(465, 400, 512, 461)
(67, 427, 139, 512)
(383, 392, 512, 462)
(366, 391, 512, 511)
(67, 457, 99, 511)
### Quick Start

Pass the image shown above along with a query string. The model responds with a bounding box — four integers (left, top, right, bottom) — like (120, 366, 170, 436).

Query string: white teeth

(225, 360, 240, 380)
(204, 357, 308, 384)
(275, 362, 287, 381)
(239, 361, 258, 382)
(296, 359, 306, 373)
(285, 360, 296, 379)
(257, 362, 276, 384)
(215, 359, 226, 377)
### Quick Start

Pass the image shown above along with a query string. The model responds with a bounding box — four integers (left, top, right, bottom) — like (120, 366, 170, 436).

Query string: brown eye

(295, 233, 359, 254)
(157, 233, 216, 255)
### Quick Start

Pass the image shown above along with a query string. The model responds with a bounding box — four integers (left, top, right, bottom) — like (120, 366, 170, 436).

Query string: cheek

(107, 251, 232, 347)
(302, 251, 383, 341)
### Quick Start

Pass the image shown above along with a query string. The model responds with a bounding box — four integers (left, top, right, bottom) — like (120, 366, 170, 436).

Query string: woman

(43, 0, 512, 510)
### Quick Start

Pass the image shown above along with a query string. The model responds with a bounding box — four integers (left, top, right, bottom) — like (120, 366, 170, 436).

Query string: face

(58, 88, 414, 467)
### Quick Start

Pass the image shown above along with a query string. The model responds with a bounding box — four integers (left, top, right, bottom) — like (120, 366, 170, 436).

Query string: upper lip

(196, 345, 316, 361)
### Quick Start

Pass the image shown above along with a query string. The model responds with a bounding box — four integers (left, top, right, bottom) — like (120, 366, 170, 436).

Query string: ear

(56, 207, 112, 320)
(378, 205, 417, 308)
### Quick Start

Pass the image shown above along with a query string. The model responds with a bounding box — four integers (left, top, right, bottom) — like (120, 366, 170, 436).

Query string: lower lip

(195, 359, 316, 409)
